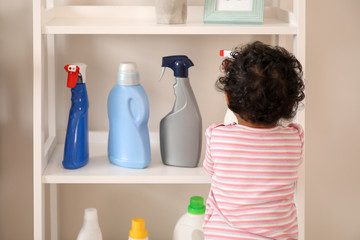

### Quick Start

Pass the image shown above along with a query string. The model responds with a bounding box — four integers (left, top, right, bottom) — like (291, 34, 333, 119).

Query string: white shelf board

(42, 6, 297, 35)
(43, 132, 210, 184)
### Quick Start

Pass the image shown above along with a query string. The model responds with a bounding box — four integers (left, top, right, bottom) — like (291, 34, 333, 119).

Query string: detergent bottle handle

(128, 90, 148, 128)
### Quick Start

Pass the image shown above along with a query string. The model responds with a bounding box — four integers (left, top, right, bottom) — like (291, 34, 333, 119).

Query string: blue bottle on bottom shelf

(107, 62, 151, 169)
(63, 82, 89, 169)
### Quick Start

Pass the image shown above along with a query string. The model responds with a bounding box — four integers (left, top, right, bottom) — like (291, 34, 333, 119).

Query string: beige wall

(0, 1, 34, 240)
(305, 0, 360, 239)
(0, 0, 360, 239)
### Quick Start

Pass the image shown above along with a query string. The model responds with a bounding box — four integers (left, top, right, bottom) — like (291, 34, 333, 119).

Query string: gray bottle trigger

(158, 55, 202, 168)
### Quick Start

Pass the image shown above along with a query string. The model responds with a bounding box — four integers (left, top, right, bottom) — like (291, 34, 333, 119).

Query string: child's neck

(235, 114, 277, 129)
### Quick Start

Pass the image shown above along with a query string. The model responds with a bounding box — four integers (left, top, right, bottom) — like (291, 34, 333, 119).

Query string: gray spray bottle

(158, 55, 202, 167)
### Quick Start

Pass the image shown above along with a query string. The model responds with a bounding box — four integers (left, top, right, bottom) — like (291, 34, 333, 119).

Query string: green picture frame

(203, 0, 265, 24)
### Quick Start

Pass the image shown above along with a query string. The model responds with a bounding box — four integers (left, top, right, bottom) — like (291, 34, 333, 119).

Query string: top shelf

(42, 6, 297, 35)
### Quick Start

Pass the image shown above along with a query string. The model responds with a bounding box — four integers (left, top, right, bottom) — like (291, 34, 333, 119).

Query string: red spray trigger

(220, 50, 233, 70)
(64, 64, 80, 88)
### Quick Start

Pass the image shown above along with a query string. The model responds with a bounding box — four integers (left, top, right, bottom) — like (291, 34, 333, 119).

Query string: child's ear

(225, 93, 230, 105)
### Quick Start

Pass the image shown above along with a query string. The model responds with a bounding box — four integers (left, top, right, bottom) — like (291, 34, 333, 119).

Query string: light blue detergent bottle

(63, 63, 89, 169)
(107, 62, 151, 169)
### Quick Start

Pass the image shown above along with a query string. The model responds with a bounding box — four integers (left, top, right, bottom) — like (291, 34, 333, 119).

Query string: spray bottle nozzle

(220, 50, 233, 58)
(220, 50, 234, 70)
(158, 55, 194, 81)
(64, 64, 80, 88)
(64, 63, 87, 88)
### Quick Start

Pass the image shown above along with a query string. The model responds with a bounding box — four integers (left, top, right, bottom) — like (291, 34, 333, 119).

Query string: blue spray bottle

(63, 63, 89, 169)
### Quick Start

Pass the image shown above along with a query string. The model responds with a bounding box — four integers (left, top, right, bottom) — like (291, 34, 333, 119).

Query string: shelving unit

(33, 1, 305, 239)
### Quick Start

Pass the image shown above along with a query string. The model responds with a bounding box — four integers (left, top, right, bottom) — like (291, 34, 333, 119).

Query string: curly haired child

(203, 41, 305, 240)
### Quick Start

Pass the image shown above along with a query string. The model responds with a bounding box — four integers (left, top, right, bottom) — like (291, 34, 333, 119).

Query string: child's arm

(289, 123, 305, 164)
(203, 126, 214, 177)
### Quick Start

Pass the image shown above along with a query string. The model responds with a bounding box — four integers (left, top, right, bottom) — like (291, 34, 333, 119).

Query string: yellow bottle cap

(129, 218, 148, 239)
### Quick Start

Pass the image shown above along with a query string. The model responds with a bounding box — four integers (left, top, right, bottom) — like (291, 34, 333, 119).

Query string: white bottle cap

(83, 208, 99, 222)
(73, 62, 87, 83)
(77, 208, 103, 240)
(117, 62, 140, 85)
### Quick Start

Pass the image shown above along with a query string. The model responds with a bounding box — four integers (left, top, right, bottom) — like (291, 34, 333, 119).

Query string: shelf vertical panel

(293, 0, 306, 240)
(47, 34, 57, 139)
(50, 184, 59, 240)
(47, 32, 58, 240)
(33, 0, 45, 239)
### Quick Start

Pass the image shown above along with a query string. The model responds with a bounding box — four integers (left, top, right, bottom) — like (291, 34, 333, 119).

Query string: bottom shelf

(43, 131, 210, 184)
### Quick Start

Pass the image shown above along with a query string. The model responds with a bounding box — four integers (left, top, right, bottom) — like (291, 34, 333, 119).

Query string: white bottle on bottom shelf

(77, 208, 103, 240)
(173, 196, 205, 240)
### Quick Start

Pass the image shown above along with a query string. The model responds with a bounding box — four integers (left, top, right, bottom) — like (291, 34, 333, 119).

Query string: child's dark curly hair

(216, 41, 305, 125)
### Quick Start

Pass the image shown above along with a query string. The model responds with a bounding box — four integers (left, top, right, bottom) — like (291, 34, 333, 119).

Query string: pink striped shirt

(203, 123, 304, 240)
